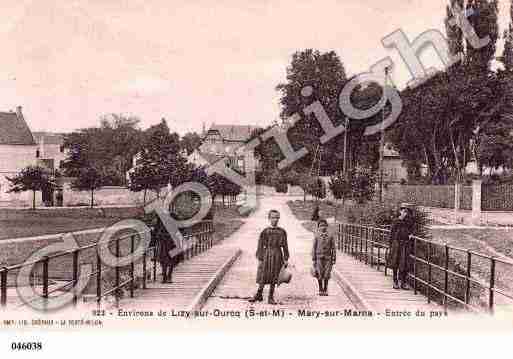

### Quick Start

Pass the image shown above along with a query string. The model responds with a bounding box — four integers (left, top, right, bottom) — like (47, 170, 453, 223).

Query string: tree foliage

(388, 0, 513, 183)
(63, 114, 143, 185)
(180, 132, 202, 156)
(276, 49, 348, 174)
(6, 166, 55, 209)
(70, 166, 106, 207)
(134, 119, 190, 195)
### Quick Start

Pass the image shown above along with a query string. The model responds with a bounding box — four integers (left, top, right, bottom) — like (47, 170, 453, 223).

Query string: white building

(0, 107, 68, 206)
(188, 124, 261, 173)
(0, 106, 38, 204)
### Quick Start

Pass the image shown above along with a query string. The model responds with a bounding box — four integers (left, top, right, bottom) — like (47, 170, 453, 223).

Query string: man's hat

(400, 202, 412, 209)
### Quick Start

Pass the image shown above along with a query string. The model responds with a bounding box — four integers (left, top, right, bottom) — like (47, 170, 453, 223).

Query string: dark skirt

(256, 248, 284, 284)
(158, 240, 178, 267)
(387, 240, 410, 272)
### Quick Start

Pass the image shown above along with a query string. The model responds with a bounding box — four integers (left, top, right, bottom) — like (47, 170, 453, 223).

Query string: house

(0, 106, 39, 204)
(188, 124, 261, 173)
(32, 132, 68, 205)
(382, 143, 408, 183)
(32, 131, 67, 172)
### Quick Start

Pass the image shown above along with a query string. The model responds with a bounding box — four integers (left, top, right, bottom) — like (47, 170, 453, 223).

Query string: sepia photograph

(1, 0, 513, 355)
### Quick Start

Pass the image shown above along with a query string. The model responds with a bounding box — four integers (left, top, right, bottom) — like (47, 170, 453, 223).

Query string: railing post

(378, 231, 384, 277)
(153, 248, 157, 282)
(42, 256, 49, 311)
(342, 224, 345, 252)
(377, 246, 381, 272)
(337, 223, 341, 251)
(365, 227, 369, 264)
(1, 267, 7, 307)
(444, 244, 449, 313)
(351, 226, 356, 257)
(427, 242, 432, 304)
(413, 237, 417, 295)
(142, 250, 147, 290)
(72, 250, 79, 307)
(359, 226, 363, 261)
(489, 257, 496, 313)
(369, 229, 374, 267)
(465, 251, 471, 305)
(130, 235, 135, 298)
(115, 238, 120, 307)
(96, 252, 102, 307)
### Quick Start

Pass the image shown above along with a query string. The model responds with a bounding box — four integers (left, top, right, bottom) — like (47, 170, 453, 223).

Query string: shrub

(351, 170, 375, 204)
(275, 182, 288, 193)
(342, 202, 430, 238)
(329, 173, 351, 202)
(283, 169, 301, 187)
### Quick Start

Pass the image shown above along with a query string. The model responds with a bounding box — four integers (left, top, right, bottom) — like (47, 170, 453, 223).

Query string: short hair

(317, 219, 328, 226)
(268, 209, 280, 218)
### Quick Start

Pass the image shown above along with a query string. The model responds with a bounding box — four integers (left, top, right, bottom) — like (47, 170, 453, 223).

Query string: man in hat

(387, 203, 413, 289)
(249, 209, 289, 305)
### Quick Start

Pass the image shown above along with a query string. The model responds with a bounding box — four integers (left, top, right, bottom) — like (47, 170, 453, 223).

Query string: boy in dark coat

(312, 219, 336, 296)
(387, 204, 413, 290)
(249, 209, 289, 305)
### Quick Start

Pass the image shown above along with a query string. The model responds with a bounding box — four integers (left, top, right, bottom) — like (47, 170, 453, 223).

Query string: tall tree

(276, 49, 348, 174)
(70, 167, 107, 208)
(502, 0, 513, 71)
(180, 132, 202, 156)
(6, 166, 55, 210)
(389, 0, 504, 182)
(466, 0, 499, 73)
(137, 119, 189, 195)
(128, 165, 162, 205)
(62, 114, 143, 185)
(445, 0, 465, 65)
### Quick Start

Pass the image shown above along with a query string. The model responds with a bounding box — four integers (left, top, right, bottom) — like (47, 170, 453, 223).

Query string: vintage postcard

(1, 0, 513, 355)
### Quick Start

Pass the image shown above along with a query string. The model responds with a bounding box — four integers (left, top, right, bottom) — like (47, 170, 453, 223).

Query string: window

(59, 145, 64, 153)
(36, 149, 40, 158)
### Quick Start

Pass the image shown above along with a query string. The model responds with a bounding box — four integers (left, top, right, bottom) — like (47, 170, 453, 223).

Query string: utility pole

(379, 66, 389, 203)
(343, 116, 349, 177)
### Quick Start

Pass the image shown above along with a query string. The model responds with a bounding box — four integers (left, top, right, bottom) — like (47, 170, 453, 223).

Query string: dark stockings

(254, 283, 275, 300)
(161, 264, 174, 283)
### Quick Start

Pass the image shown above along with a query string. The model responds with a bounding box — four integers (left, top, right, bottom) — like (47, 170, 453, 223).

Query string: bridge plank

(335, 252, 443, 312)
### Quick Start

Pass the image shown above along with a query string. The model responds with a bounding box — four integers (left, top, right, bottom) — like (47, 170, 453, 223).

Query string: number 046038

(11, 342, 42, 351)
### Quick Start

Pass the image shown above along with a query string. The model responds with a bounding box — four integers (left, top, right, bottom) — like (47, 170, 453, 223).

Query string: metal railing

(337, 222, 513, 313)
(1, 220, 215, 310)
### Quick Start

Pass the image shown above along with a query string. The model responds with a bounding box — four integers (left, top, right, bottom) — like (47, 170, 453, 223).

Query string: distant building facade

(0, 107, 68, 206)
(0, 106, 39, 204)
(188, 124, 261, 173)
(382, 143, 408, 183)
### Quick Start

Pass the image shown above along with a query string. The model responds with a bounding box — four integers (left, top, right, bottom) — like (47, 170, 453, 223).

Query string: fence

(385, 183, 513, 211)
(482, 183, 513, 211)
(337, 222, 513, 313)
(0, 220, 215, 310)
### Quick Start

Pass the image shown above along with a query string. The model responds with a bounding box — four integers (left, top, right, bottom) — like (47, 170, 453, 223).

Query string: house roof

(0, 110, 35, 145)
(207, 124, 259, 142)
(32, 132, 65, 145)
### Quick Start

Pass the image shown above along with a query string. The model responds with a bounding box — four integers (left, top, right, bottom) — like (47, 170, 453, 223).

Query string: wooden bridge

(1, 197, 512, 316)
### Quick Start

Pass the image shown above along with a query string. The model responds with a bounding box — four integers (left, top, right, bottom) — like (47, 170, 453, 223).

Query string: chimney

(16, 106, 23, 118)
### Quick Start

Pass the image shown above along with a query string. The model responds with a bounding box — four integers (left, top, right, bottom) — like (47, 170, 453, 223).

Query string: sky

(0, 0, 511, 135)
